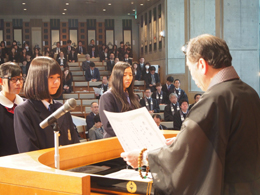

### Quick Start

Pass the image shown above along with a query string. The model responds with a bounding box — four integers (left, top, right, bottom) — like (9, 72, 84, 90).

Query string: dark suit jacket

(123, 58, 132, 65)
(89, 50, 99, 58)
(174, 88, 188, 103)
(14, 99, 79, 153)
(86, 112, 95, 131)
(52, 47, 63, 54)
(68, 53, 78, 62)
(138, 63, 146, 79)
(140, 97, 160, 113)
(96, 84, 108, 99)
(162, 84, 175, 102)
(76, 46, 86, 55)
(164, 103, 179, 121)
(85, 67, 100, 81)
(145, 73, 160, 92)
(64, 46, 74, 55)
(173, 110, 187, 130)
(57, 58, 68, 67)
(88, 45, 99, 55)
(152, 91, 167, 104)
(134, 69, 142, 81)
(82, 61, 92, 71)
(106, 60, 115, 71)
(100, 52, 109, 62)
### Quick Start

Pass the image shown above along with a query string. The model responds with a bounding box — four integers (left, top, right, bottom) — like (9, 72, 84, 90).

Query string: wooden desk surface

(0, 131, 179, 195)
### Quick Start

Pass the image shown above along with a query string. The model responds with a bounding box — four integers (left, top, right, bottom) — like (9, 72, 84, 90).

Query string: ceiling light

(140, 4, 144, 6)
(103, 9, 106, 11)
(22, 3, 26, 5)
(133, 9, 135, 11)
(62, 12, 65, 15)
(128, 13, 131, 15)
(64, 9, 67, 11)
(131, 2, 134, 4)
(24, 8, 27, 11)
(108, 3, 111, 6)
(66, 3, 69, 5)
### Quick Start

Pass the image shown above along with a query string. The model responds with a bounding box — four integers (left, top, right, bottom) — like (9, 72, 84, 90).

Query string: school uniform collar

(0, 91, 23, 108)
(41, 99, 54, 110)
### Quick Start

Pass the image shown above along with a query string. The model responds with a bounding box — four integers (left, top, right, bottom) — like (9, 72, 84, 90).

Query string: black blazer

(95, 84, 108, 99)
(68, 53, 78, 62)
(162, 84, 175, 100)
(152, 91, 167, 104)
(100, 52, 109, 62)
(89, 50, 99, 58)
(106, 60, 115, 71)
(64, 46, 75, 55)
(140, 97, 160, 113)
(99, 90, 122, 138)
(52, 47, 63, 54)
(63, 72, 73, 92)
(134, 69, 142, 81)
(57, 58, 68, 67)
(145, 73, 160, 91)
(0, 105, 19, 156)
(164, 103, 179, 121)
(85, 67, 100, 81)
(76, 46, 86, 55)
(14, 99, 79, 153)
(86, 112, 95, 131)
(123, 58, 132, 65)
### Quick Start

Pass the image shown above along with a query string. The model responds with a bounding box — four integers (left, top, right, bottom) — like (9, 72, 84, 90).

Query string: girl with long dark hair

(99, 61, 140, 138)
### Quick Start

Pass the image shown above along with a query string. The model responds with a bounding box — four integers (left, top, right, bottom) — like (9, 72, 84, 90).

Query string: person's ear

(198, 58, 208, 75)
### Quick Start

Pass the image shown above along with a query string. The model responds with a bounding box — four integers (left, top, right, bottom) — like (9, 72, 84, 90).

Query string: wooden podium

(0, 131, 178, 195)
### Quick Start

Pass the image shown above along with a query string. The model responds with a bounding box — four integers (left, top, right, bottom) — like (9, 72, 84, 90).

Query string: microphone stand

(51, 120, 60, 170)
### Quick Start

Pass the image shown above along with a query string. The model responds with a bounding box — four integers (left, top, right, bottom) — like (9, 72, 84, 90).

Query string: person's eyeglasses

(1, 76, 25, 83)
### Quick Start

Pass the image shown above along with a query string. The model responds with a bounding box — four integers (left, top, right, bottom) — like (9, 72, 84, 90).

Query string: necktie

(5, 104, 17, 114)
(92, 51, 94, 57)
(91, 70, 94, 76)
(48, 103, 56, 113)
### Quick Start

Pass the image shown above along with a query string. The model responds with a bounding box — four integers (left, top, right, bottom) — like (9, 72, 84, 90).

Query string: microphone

(40, 98, 77, 129)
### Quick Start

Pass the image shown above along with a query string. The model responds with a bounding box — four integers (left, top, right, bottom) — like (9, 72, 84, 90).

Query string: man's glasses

(1, 77, 25, 83)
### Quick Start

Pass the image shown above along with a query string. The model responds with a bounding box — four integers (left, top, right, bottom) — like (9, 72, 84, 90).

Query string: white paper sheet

(104, 107, 166, 152)
(106, 169, 152, 182)
(93, 87, 101, 95)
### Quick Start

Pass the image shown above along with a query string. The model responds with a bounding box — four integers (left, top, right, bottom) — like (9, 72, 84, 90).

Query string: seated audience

(21, 60, 27, 77)
(110, 45, 118, 58)
(20, 48, 27, 62)
(95, 76, 108, 99)
(85, 62, 100, 82)
(1, 41, 8, 58)
(123, 53, 132, 65)
(153, 114, 167, 130)
(86, 102, 99, 131)
(143, 62, 151, 80)
(100, 47, 109, 62)
(115, 57, 119, 64)
(64, 40, 74, 56)
(189, 93, 202, 110)
(52, 42, 62, 55)
(107, 53, 115, 71)
(145, 66, 160, 92)
(57, 51, 68, 67)
(88, 39, 98, 54)
(76, 40, 86, 55)
(140, 88, 160, 113)
(99, 44, 106, 58)
(0, 46, 4, 65)
(174, 79, 188, 102)
(117, 41, 125, 61)
(45, 47, 54, 58)
(138, 57, 146, 79)
(32, 48, 42, 59)
(133, 62, 141, 80)
(173, 99, 189, 130)
(126, 47, 133, 58)
(152, 83, 167, 104)
(90, 46, 98, 58)
(162, 76, 175, 99)
(82, 54, 92, 71)
(63, 67, 73, 93)
(23, 42, 32, 56)
(0, 62, 24, 156)
(25, 53, 32, 76)
(9, 47, 19, 62)
(89, 114, 104, 141)
(164, 93, 179, 121)
(68, 48, 78, 62)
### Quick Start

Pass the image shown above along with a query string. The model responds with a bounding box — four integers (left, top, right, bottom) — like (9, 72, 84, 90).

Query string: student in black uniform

(14, 56, 79, 153)
(173, 79, 188, 102)
(164, 93, 180, 121)
(140, 88, 160, 114)
(162, 76, 175, 99)
(152, 83, 167, 104)
(172, 99, 189, 130)
(0, 62, 24, 156)
(153, 114, 167, 130)
(99, 62, 140, 138)
(95, 76, 108, 99)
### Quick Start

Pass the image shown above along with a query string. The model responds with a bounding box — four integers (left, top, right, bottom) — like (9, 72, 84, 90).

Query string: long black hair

(110, 62, 140, 112)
